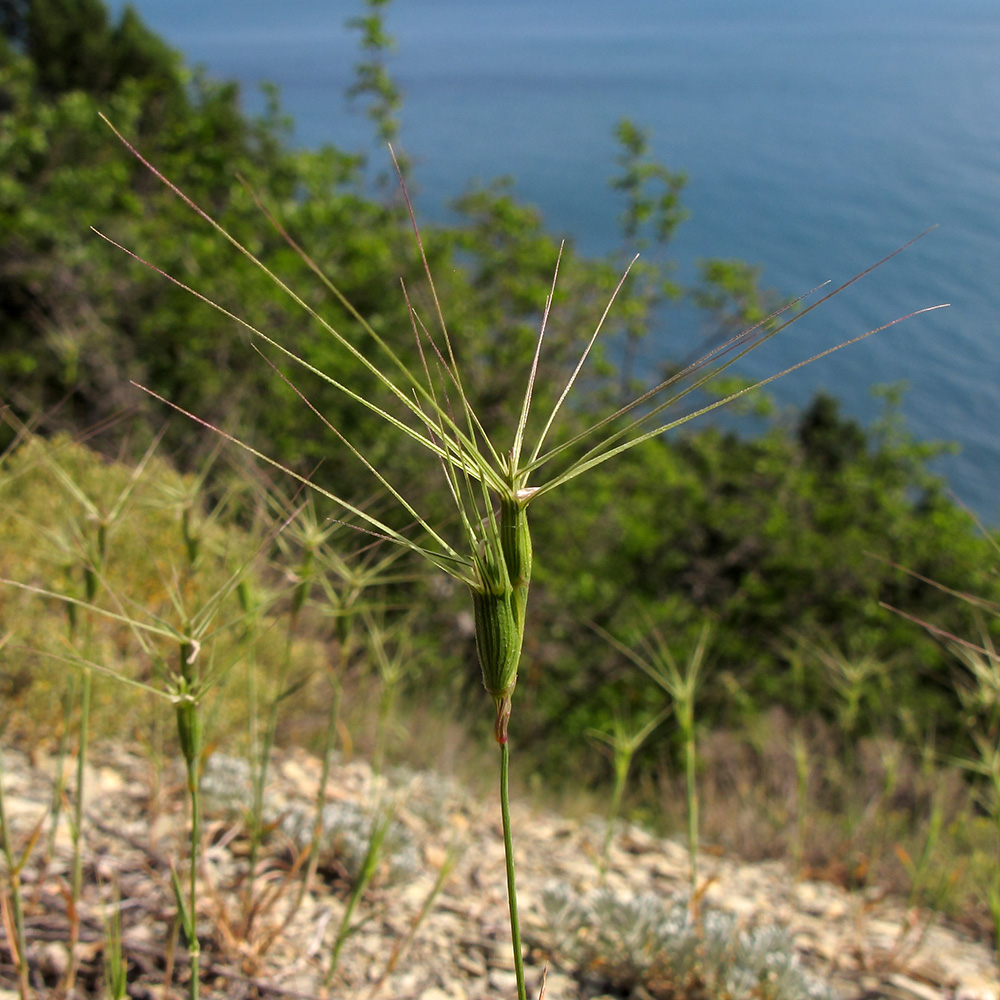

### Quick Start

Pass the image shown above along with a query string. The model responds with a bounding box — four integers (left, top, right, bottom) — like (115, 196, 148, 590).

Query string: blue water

(108, 0, 1000, 519)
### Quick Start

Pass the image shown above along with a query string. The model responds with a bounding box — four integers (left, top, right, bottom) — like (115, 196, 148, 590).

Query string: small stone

(97, 765, 124, 793)
(488, 969, 520, 995)
(420, 987, 467, 1000)
(279, 753, 319, 799)
(538, 969, 576, 998)
(866, 916, 902, 945)
(425, 843, 449, 868)
(39, 941, 68, 977)
(956, 974, 1000, 1000)
(889, 972, 950, 1000)
(456, 951, 487, 977)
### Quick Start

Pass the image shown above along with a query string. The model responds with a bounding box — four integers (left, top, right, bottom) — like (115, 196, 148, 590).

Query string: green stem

(47, 674, 76, 859)
(600, 756, 630, 877)
(65, 664, 92, 994)
(295, 678, 342, 914)
(0, 747, 31, 999)
(249, 627, 293, 884)
(186, 750, 201, 1000)
(373, 678, 397, 780)
(792, 732, 810, 877)
(683, 722, 699, 901)
(324, 810, 388, 989)
(500, 741, 527, 1000)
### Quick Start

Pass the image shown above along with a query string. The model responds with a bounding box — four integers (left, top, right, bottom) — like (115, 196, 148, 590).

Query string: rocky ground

(0, 742, 997, 1000)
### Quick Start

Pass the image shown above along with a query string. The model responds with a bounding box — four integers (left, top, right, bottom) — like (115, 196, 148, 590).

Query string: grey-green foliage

(199, 752, 255, 814)
(541, 884, 835, 1000)
(200, 753, 419, 885)
(279, 800, 419, 886)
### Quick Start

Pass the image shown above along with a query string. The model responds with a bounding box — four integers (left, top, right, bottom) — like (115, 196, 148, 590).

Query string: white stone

(956, 974, 1000, 1000)
(888, 972, 950, 1000)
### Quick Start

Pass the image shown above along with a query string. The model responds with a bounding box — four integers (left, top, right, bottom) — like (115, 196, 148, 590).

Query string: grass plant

(594, 619, 711, 899)
(0, 713, 32, 999)
(101, 883, 128, 1000)
(86, 111, 949, 998)
(362, 836, 462, 1000)
(276, 494, 412, 910)
(0, 448, 994, 993)
(882, 540, 1000, 957)
(810, 637, 894, 744)
(2, 497, 276, 998)
(16, 435, 159, 995)
(323, 806, 392, 989)
(951, 637, 1000, 957)
(790, 728, 812, 876)
(365, 611, 416, 778)
(587, 706, 669, 875)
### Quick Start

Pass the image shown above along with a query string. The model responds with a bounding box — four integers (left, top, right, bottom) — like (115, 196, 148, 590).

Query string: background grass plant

(587, 705, 668, 876)
(0, 699, 32, 1000)
(593, 618, 711, 900)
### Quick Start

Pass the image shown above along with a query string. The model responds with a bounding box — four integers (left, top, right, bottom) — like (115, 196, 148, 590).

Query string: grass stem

(184, 745, 202, 1000)
(500, 741, 527, 1000)
(0, 743, 31, 999)
(64, 663, 92, 996)
(295, 677, 342, 914)
(323, 809, 389, 989)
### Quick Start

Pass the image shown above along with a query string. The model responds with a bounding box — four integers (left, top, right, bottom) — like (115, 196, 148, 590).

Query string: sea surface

(107, 0, 1000, 520)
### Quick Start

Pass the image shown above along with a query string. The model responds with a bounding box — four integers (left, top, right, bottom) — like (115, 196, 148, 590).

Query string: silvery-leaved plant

(96, 116, 945, 1000)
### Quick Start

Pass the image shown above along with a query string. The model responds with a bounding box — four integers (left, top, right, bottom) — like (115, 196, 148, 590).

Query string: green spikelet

(473, 497, 533, 743)
(175, 692, 201, 771)
(474, 586, 520, 697)
(499, 495, 532, 595)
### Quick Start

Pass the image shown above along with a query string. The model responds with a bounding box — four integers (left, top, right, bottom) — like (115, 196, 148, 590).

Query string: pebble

(957, 975, 1000, 1000)
(488, 969, 521, 994)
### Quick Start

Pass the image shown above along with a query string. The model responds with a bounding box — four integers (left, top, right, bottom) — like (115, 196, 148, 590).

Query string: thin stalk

(47, 673, 75, 859)
(244, 622, 260, 912)
(680, 708, 699, 900)
(64, 551, 99, 997)
(294, 677, 342, 913)
(791, 730, 811, 876)
(500, 742, 527, 1000)
(248, 627, 293, 888)
(990, 766, 1000, 961)
(0, 747, 31, 999)
(323, 811, 389, 989)
(184, 748, 202, 1000)
(102, 881, 128, 1000)
(364, 837, 460, 1000)
(600, 755, 629, 874)
(372, 680, 396, 780)
(176, 638, 203, 1000)
(64, 663, 92, 995)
